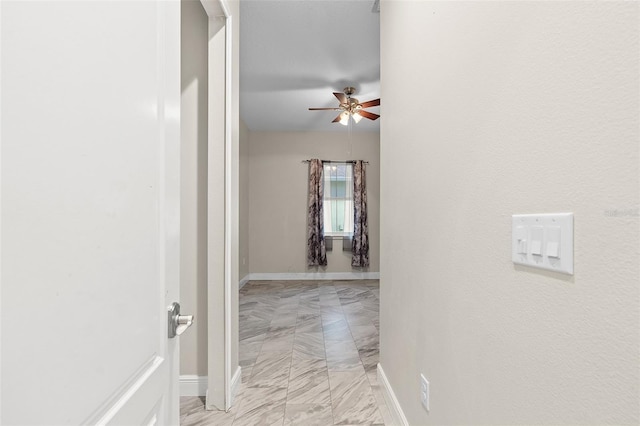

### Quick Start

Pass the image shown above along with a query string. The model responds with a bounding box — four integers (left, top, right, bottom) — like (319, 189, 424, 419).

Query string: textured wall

(180, 0, 208, 376)
(239, 119, 250, 281)
(379, 1, 639, 424)
(230, 0, 241, 383)
(248, 131, 380, 274)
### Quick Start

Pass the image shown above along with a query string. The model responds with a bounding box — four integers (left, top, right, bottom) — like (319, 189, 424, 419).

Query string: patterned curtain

(307, 159, 327, 266)
(352, 160, 369, 267)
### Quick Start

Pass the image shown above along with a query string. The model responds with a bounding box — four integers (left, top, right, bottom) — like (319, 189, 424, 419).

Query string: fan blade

(332, 114, 342, 123)
(309, 107, 341, 111)
(358, 110, 380, 121)
(333, 92, 347, 104)
(359, 98, 380, 108)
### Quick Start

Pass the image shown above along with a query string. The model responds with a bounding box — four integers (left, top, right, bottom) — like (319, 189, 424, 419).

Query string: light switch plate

(512, 213, 573, 275)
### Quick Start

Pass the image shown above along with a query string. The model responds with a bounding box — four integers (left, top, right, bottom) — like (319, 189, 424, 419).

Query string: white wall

(248, 131, 380, 274)
(380, 1, 639, 424)
(180, 0, 208, 377)
(230, 0, 241, 391)
(239, 119, 250, 281)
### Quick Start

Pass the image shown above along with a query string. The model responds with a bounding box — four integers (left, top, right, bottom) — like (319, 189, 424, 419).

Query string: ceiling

(239, 0, 381, 132)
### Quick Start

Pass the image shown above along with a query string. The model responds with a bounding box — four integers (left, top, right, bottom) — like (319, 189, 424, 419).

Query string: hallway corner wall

(239, 118, 250, 282)
(229, 0, 241, 393)
(379, 1, 639, 424)
(180, 0, 209, 378)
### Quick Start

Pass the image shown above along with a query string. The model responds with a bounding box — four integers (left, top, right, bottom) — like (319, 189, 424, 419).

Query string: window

(323, 163, 353, 236)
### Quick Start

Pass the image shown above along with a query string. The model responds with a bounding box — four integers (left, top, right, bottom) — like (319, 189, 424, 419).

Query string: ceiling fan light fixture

(309, 87, 380, 125)
(339, 111, 350, 126)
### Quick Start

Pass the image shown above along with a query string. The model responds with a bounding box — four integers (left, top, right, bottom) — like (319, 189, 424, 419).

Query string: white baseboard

(181, 369, 242, 404)
(229, 366, 242, 407)
(246, 272, 380, 281)
(378, 363, 409, 426)
(239, 274, 250, 289)
(179, 375, 207, 397)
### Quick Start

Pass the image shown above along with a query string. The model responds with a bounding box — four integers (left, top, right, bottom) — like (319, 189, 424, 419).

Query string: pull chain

(347, 115, 353, 157)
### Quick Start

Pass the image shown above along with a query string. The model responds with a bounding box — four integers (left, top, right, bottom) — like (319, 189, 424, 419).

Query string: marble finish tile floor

(180, 279, 392, 425)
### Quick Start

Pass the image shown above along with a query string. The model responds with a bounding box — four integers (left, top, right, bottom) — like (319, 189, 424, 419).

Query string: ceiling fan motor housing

(345, 98, 360, 113)
(343, 86, 356, 97)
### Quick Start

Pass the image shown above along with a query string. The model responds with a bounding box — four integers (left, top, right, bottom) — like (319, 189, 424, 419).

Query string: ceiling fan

(309, 87, 380, 125)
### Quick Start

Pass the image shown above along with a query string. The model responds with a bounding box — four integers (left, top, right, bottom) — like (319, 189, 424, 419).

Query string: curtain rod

(302, 159, 369, 164)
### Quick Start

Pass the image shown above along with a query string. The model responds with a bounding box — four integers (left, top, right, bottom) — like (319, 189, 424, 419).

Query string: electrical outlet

(420, 374, 430, 411)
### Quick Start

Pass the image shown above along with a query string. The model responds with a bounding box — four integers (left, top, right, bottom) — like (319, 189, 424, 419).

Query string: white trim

(199, 0, 227, 17)
(377, 363, 409, 426)
(223, 12, 233, 413)
(246, 272, 380, 281)
(229, 366, 242, 407)
(239, 274, 251, 289)
(0, 1, 3, 417)
(201, 0, 233, 413)
(179, 375, 208, 397)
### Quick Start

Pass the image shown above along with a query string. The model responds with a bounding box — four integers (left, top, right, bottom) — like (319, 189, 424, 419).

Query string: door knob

(168, 302, 194, 338)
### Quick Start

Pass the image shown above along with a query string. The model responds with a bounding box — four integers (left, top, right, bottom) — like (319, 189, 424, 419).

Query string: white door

(1, 1, 181, 424)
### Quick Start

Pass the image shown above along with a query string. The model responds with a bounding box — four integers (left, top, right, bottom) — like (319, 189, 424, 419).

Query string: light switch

(518, 240, 528, 255)
(512, 213, 573, 275)
(546, 226, 561, 258)
(515, 226, 527, 254)
(530, 226, 543, 256)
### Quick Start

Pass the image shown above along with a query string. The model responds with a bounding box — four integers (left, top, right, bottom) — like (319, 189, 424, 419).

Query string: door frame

(199, 0, 235, 412)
